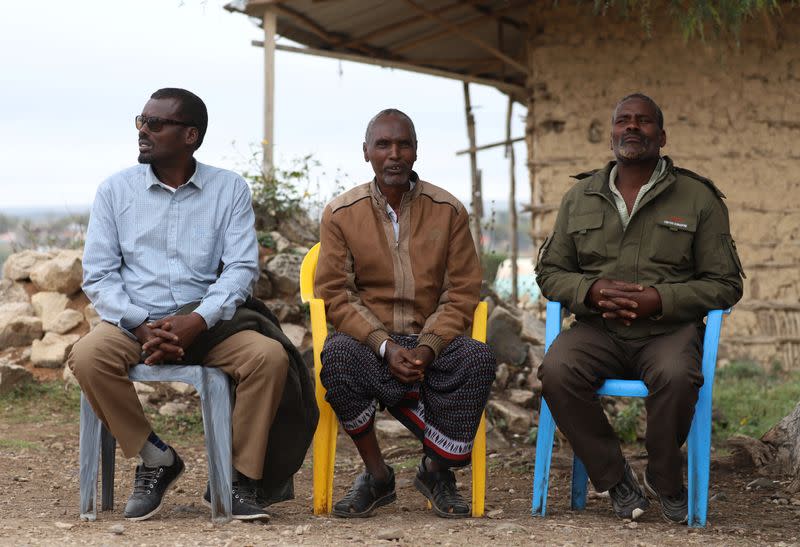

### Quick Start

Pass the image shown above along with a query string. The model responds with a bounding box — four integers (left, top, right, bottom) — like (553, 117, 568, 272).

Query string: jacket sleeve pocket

(722, 234, 746, 279)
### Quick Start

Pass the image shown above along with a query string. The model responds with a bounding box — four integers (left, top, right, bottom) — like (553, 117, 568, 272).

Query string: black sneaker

(414, 463, 470, 518)
(123, 447, 185, 521)
(608, 462, 649, 521)
(643, 471, 688, 524)
(202, 481, 270, 521)
(332, 466, 397, 518)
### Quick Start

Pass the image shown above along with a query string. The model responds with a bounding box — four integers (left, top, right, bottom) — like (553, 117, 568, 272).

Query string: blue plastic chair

(79, 364, 234, 523)
(532, 301, 729, 527)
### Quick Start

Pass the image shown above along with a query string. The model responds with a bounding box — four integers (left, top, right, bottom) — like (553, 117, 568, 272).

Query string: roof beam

(462, 0, 528, 31)
(401, 0, 528, 73)
(252, 41, 525, 96)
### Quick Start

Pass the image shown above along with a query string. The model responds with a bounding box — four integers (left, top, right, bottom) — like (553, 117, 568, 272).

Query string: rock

(133, 382, 155, 394)
(2, 250, 54, 281)
(486, 508, 504, 519)
(159, 401, 189, 416)
(0, 304, 42, 349)
(488, 399, 532, 435)
(0, 361, 34, 395)
(263, 299, 303, 323)
(265, 254, 303, 296)
(278, 213, 319, 246)
(108, 524, 125, 535)
(710, 490, 727, 502)
(0, 278, 29, 303)
(62, 365, 79, 389)
(270, 231, 292, 253)
(507, 388, 535, 408)
(54, 521, 74, 530)
(254, 271, 273, 299)
(746, 478, 777, 490)
(376, 528, 404, 540)
(375, 418, 414, 439)
(494, 363, 510, 390)
(495, 522, 526, 533)
(29, 250, 83, 294)
(47, 309, 84, 334)
(292, 245, 310, 256)
(527, 345, 545, 369)
(83, 304, 101, 329)
(31, 292, 69, 331)
(294, 524, 310, 535)
(525, 368, 542, 393)
(31, 333, 80, 368)
(167, 381, 194, 395)
(487, 426, 511, 449)
(520, 310, 546, 346)
(281, 323, 306, 347)
(487, 306, 527, 366)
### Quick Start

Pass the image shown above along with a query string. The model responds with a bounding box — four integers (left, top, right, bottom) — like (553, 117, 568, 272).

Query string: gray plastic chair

(79, 364, 233, 523)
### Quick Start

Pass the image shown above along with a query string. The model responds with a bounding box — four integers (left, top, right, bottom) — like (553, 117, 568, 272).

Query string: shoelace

(233, 484, 260, 506)
(132, 468, 160, 495)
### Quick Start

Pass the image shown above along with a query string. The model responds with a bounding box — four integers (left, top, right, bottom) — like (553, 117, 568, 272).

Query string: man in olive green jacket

(537, 93, 744, 524)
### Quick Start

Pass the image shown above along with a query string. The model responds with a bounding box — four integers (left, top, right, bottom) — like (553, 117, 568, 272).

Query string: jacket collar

(577, 156, 676, 200)
(369, 170, 423, 210)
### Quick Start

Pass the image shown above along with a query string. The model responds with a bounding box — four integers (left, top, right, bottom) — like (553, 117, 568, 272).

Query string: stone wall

(524, 4, 800, 368)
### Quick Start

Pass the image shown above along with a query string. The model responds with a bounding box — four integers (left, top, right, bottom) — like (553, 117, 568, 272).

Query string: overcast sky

(0, 0, 528, 214)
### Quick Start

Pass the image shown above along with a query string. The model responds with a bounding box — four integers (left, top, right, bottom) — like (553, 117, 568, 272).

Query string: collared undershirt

(608, 157, 665, 229)
(377, 179, 416, 357)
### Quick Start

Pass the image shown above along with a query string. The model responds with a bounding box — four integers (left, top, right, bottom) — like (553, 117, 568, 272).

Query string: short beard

(614, 138, 651, 163)
(137, 153, 152, 164)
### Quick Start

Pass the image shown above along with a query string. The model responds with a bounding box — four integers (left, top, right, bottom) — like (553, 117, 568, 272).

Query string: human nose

(389, 144, 400, 158)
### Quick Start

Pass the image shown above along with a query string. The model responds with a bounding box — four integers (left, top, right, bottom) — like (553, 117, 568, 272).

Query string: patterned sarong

(320, 332, 496, 467)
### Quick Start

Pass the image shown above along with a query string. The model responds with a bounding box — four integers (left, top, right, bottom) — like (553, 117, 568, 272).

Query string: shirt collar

(144, 161, 203, 190)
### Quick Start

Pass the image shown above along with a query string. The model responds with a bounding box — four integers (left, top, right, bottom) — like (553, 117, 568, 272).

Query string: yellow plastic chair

(300, 242, 488, 517)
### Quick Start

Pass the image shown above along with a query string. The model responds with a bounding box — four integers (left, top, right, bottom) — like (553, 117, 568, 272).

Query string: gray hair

(364, 109, 417, 144)
(612, 93, 664, 129)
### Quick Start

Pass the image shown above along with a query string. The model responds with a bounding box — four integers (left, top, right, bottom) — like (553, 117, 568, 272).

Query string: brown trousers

(68, 322, 289, 480)
(538, 321, 703, 497)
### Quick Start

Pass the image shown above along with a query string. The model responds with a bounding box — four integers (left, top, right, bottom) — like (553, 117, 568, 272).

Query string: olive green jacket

(536, 156, 745, 339)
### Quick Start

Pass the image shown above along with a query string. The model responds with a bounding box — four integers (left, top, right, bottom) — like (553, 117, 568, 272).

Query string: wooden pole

(463, 82, 483, 255)
(262, 9, 276, 173)
(506, 94, 518, 306)
(455, 136, 525, 155)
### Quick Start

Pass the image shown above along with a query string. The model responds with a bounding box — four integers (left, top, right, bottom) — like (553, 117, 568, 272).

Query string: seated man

(315, 109, 496, 518)
(537, 93, 744, 524)
(68, 88, 300, 521)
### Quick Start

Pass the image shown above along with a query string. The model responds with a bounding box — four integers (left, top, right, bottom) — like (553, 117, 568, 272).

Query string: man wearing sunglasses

(68, 88, 294, 521)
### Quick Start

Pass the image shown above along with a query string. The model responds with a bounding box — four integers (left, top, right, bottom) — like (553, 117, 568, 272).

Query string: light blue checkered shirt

(82, 162, 259, 332)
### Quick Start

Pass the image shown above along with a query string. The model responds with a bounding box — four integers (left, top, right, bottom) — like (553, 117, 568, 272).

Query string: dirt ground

(2, 405, 800, 547)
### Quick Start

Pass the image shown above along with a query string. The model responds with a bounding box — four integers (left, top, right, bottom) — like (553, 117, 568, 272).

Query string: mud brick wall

(524, 4, 800, 368)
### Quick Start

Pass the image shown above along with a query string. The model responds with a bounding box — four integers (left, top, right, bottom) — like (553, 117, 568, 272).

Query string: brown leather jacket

(315, 174, 482, 357)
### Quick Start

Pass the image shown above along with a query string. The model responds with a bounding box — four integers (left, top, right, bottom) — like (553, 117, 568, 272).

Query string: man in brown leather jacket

(537, 93, 744, 524)
(315, 109, 496, 519)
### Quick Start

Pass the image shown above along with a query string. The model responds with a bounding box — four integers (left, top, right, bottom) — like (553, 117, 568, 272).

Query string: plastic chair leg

(100, 426, 116, 511)
(532, 398, 557, 516)
(571, 456, 589, 510)
(313, 400, 338, 514)
(471, 412, 487, 517)
(199, 368, 233, 524)
(79, 393, 101, 521)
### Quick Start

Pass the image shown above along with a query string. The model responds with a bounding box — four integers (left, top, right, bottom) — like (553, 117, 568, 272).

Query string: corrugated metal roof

(226, 0, 529, 100)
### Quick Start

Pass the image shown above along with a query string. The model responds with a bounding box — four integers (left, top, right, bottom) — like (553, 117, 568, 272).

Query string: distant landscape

(0, 207, 90, 268)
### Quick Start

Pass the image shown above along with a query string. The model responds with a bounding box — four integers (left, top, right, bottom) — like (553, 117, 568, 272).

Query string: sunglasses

(135, 115, 194, 132)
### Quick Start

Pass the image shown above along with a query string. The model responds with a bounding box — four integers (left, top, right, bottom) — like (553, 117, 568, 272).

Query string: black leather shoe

(123, 447, 185, 521)
(332, 466, 396, 518)
(202, 480, 270, 521)
(643, 471, 688, 524)
(414, 463, 470, 518)
(608, 461, 649, 521)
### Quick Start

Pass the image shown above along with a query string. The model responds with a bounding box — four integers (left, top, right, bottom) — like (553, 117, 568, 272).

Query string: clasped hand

(384, 341, 434, 384)
(135, 312, 207, 365)
(586, 279, 662, 326)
